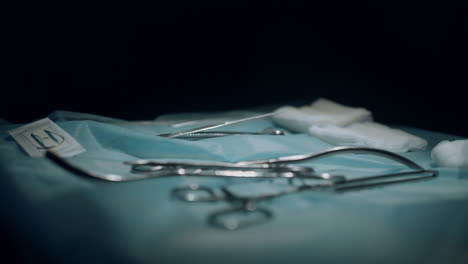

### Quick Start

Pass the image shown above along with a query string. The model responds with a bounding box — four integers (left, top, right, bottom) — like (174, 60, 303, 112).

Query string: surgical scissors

(125, 146, 427, 176)
(172, 169, 438, 230)
(46, 151, 339, 181)
(47, 146, 436, 182)
(45, 146, 438, 230)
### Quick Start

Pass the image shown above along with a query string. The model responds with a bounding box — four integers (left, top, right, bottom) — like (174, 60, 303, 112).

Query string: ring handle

(208, 203, 273, 230)
(171, 184, 221, 202)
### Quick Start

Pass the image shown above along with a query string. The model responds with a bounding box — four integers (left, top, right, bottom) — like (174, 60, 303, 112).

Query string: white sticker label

(8, 118, 86, 157)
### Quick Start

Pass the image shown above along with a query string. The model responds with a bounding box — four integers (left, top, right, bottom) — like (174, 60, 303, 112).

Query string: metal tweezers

(156, 112, 279, 138)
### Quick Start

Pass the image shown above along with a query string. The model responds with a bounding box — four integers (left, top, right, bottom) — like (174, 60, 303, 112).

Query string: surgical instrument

(157, 112, 279, 138)
(172, 169, 438, 230)
(173, 127, 285, 140)
(237, 146, 424, 169)
(126, 146, 427, 175)
(46, 146, 438, 230)
(45, 151, 338, 182)
(47, 146, 434, 182)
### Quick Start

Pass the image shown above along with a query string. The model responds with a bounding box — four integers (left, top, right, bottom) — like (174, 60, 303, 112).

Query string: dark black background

(1, 5, 468, 263)
(5, 5, 468, 136)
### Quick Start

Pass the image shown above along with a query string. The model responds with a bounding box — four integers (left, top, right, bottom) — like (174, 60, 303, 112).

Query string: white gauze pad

(431, 140, 468, 168)
(308, 121, 428, 153)
(273, 98, 372, 133)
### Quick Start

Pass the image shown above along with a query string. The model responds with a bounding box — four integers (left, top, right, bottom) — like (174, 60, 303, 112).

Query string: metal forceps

(127, 146, 431, 179)
(165, 127, 285, 140)
(46, 146, 436, 183)
(46, 152, 335, 181)
(45, 147, 438, 230)
(125, 159, 334, 180)
(172, 170, 437, 230)
(157, 112, 279, 138)
(169, 147, 438, 230)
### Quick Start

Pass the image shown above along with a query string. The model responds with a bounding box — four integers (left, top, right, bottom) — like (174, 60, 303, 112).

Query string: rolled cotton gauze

(431, 140, 468, 168)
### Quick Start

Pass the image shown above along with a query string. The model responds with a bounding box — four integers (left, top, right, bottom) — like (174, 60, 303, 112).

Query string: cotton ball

(431, 140, 468, 168)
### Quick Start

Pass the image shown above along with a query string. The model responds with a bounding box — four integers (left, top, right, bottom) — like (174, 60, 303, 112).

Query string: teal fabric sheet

(1, 110, 467, 264)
